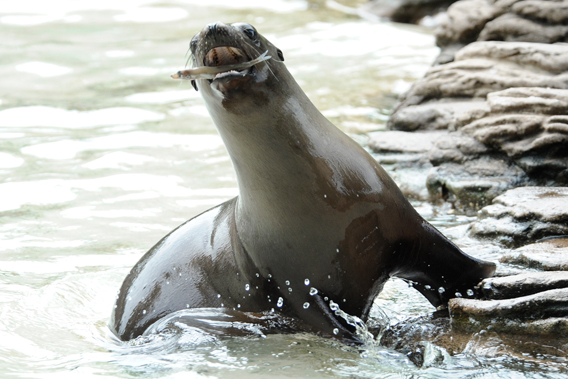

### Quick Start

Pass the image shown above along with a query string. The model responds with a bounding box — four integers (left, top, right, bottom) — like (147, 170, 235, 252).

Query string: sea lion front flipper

(391, 220, 496, 307)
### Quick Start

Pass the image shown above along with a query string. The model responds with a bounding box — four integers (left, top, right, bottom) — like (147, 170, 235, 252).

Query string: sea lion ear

(191, 80, 198, 91)
(277, 49, 284, 61)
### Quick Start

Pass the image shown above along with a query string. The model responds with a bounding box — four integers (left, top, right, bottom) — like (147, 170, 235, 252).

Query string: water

(0, 0, 565, 378)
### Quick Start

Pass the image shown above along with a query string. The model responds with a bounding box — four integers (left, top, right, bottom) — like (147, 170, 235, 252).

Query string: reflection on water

(1, 0, 564, 378)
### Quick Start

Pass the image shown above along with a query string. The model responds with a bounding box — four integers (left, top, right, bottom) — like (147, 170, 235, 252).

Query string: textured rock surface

(450, 288, 568, 335)
(480, 271, 568, 299)
(389, 42, 568, 129)
(469, 187, 568, 246)
(381, 41, 568, 205)
(436, 0, 568, 63)
(501, 238, 568, 270)
(360, 0, 457, 24)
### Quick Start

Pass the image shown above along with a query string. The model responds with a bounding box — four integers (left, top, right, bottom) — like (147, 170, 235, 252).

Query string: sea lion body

(110, 22, 495, 341)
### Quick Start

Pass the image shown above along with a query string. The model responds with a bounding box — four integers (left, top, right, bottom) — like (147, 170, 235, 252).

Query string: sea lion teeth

(170, 51, 270, 81)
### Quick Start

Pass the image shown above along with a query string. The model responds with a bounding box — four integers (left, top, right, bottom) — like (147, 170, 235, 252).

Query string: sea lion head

(189, 22, 287, 106)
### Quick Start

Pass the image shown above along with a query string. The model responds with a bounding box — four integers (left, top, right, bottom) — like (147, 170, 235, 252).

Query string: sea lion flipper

(393, 221, 495, 307)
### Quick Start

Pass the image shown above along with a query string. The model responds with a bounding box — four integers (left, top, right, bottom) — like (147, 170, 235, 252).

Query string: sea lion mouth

(170, 47, 270, 86)
(204, 46, 253, 82)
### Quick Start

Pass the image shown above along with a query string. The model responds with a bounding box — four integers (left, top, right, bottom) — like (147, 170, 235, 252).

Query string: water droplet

(309, 287, 318, 296)
(336, 248, 339, 253)
(327, 275, 331, 279)
(270, 308, 275, 313)
(304, 279, 310, 285)
(333, 328, 339, 335)
(285, 280, 290, 285)
(220, 303, 224, 307)
(324, 296, 329, 301)
(142, 310, 146, 315)
(424, 285, 431, 290)
(438, 287, 445, 294)
(277, 297, 284, 307)
(288, 287, 293, 292)
(166, 281, 169, 285)
(237, 304, 241, 308)
(245, 284, 250, 291)
(179, 273, 182, 277)
(268, 274, 272, 278)
(455, 292, 462, 298)
(329, 300, 339, 311)
(324, 194, 327, 198)
(343, 299, 346, 302)
(256, 273, 260, 277)
(467, 289, 474, 296)
(303, 302, 310, 309)
(186, 304, 189, 308)
(217, 294, 221, 298)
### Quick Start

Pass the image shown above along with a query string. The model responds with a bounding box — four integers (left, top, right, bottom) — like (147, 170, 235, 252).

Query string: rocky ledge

(370, 0, 568, 208)
(370, 0, 568, 362)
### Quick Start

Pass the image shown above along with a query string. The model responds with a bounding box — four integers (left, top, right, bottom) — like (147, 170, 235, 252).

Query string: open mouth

(204, 46, 252, 82)
(171, 48, 270, 82)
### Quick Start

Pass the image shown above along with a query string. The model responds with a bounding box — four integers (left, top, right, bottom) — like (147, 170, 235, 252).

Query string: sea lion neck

(207, 69, 348, 212)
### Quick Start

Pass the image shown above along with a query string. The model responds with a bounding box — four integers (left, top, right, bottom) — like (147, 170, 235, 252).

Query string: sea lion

(110, 22, 495, 341)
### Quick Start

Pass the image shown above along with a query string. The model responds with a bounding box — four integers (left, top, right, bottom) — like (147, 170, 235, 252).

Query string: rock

(389, 42, 568, 119)
(480, 271, 568, 299)
(426, 159, 526, 207)
(435, 0, 568, 61)
(449, 288, 568, 335)
(479, 13, 568, 44)
(368, 130, 447, 153)
(380, 309, 568, 363)
(454, 41, 568, 74)
(386, 41, 568, 203)
(500, 238, 568, 270)
(360, 0, 458, 24)
(469, 187, 568, 246)
(512, 0, 568, 24)
(435, 0, 509, 49)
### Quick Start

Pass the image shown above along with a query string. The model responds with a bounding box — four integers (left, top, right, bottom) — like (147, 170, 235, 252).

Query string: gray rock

(469, 187, 568, 246)
(426, 159, 525, 206)
(387, 41, 568, 200)
(479, 13, 568, 44)
(435, 0, 568, 60)
(435, 0, 509, 48)
(368, 130, 447, 153)
(389, 42, 568, 118)
(501, 238, 568, 270)
(449, 288, 568, 336)
(360, 0, 457, 24)
(480, 271, 568, 299)
(454, 41, 568, 74)
(512, 0, 568, 24)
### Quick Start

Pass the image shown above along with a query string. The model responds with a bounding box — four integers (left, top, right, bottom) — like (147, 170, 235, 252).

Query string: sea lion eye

(277, 49, 285, 61)
(233, 23, 257, 41)
(243, 27, 256, 40)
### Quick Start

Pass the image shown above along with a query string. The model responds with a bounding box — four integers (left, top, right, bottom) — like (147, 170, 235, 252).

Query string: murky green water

(0, 1, 565, 378)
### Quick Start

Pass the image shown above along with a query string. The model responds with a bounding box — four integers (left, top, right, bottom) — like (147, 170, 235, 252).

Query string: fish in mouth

(171, 48, 270, 81)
